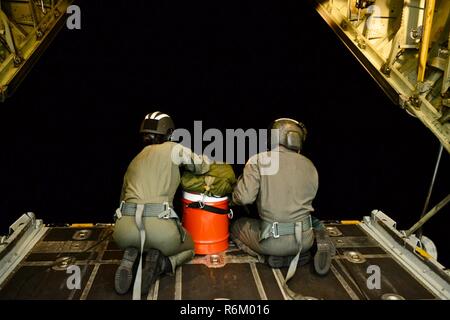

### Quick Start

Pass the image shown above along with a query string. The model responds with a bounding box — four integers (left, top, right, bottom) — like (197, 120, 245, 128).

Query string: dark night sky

(0, 0, 448, 264)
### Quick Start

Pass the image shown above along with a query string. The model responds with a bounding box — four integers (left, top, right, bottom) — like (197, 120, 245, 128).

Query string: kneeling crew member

(231, 118, 334, 276)
(113, 111, 210, 298)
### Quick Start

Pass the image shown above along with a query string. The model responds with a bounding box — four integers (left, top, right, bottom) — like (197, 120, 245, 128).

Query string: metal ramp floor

(0, 220, 442, 300)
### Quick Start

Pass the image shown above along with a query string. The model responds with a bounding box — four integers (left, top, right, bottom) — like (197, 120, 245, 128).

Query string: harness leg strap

(175, 219, 187, 243)
(285, 221, 303, 284)
(282, 221, 316, 300)
(132, 204, 146, 300)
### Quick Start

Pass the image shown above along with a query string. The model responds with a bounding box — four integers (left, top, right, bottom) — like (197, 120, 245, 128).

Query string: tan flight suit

(113, 141, 210, 272)
(231, 145, 318, 260)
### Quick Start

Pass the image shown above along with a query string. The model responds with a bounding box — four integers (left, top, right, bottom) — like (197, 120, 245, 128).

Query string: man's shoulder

(298, 153, 314, 164)
(162, 141, 177, 147)
(137, 142, 178, 157)
(297, 154, 318, 174)
(246, 151, 270, 165)
(152, 141, 178, 151)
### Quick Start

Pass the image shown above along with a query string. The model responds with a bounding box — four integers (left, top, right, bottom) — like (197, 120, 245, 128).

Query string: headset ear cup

(286, 131, 302, 151)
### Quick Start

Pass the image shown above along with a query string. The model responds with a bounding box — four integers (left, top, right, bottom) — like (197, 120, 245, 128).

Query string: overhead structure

(0, 0, 74, 102)
(312, 0, 450, 153)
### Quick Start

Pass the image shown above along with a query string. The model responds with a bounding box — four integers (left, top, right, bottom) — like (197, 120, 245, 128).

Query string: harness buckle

(163, 201, 172, 219)
(199, 194, 207, 209)
(114, 201, 124, 220)
(228, 209, 234, 220)
(157, 202, 171, 219)
(307, 215, 312, 230)
(159, 211, 171, 219)
(271, 222, 280, 239)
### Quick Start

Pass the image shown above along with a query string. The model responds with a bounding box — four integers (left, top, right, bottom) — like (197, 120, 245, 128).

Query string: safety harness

(115, 201, 185, 300)
(260, 215, 313, 300)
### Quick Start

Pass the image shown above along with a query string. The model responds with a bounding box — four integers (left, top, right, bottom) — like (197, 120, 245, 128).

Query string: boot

(141, 249, 172, 294)
(313, 229, 336, 276)
(114, 247, 139, 294)
(266, 251, 311, 268)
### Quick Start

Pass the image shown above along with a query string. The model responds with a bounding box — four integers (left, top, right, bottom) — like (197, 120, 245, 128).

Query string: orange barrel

(181, 191, 230, 254)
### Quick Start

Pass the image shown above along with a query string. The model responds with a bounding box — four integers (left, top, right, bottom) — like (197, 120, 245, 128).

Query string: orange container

(181, 192, 230, 254)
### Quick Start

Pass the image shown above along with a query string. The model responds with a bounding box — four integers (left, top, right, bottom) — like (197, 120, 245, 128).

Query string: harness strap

(132, 204, 145, 300)
(259, 215, 311, 241)
(258, 215, 314, 300)
(115, 202, 186, 300)
(116, 202, 186, 243)
(283, 221, 307, 300)
(120, 202, 176, 218)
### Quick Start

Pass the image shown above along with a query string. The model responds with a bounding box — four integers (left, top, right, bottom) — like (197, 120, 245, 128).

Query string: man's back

(121, 141, 180, 205)
(233, 145, 318, 223)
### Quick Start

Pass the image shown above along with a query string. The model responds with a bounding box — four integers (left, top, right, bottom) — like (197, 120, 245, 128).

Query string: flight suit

(231, 145, 318, 261)
(113, 141, 210, 272)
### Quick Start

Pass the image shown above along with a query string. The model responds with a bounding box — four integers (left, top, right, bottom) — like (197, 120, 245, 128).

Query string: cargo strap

(186, 201, 233, 218)
(260, 215, 314, 300)
(114, 202, 186, 301)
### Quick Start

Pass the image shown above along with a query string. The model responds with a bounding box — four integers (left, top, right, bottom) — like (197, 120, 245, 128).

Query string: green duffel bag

(181, 163, 237, 197)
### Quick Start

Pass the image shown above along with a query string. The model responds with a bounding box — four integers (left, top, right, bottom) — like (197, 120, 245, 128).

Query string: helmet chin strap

(166, 128, 174, 142)
(142, 134, 152, 146)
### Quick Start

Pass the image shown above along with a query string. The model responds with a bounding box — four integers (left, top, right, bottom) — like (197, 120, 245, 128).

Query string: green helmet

(270, 118, 307, 152)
